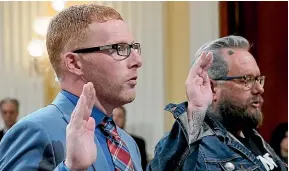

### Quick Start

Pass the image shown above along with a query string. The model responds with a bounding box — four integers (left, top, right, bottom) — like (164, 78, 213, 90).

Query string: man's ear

(63, 52, 83, 76)
(210, 79, 218, 101)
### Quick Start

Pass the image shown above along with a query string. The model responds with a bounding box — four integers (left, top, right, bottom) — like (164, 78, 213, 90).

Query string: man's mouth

(250, 99, 263, 108)
(127, 76, 138, 85)
(251, 102, 260, 108)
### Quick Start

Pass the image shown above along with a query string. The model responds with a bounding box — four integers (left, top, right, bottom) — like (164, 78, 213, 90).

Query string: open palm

(186, 52, 213, 111)
(65, 82, 97, 170)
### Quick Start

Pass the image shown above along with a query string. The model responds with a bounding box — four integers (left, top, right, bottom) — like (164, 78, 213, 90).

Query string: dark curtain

(219, 1, 288, 141)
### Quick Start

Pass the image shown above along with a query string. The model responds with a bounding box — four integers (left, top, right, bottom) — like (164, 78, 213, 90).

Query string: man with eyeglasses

(147, 36, 287, 171)
(0, 4, 286, 171)
(0, 4, 143, 171)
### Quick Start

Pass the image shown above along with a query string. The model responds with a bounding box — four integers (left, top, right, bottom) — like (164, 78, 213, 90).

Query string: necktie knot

(100, 118, 119, 138)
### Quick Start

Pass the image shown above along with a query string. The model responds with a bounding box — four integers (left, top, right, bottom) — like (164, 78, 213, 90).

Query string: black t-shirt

(238, 135, 280, 171)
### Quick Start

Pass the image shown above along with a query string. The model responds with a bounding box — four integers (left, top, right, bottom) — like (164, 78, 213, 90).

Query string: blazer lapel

(51, 92, 110, 171)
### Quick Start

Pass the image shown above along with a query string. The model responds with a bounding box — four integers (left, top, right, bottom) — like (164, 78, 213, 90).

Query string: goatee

(216, 100, 263, 132)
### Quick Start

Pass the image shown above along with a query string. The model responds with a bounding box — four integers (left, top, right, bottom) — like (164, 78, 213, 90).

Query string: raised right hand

(65, 82, 97, 170)
(185, 52, 213, 119)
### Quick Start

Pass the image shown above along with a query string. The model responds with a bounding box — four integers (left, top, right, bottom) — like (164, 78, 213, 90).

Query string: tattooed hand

(185, 52, 213, 140)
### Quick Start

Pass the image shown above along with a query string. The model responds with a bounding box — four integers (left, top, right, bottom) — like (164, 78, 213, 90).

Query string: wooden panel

(219, 2, 229, 37)
(164, 1, 190, 131)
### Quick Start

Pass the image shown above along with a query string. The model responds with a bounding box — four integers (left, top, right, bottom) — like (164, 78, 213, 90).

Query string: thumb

(86, 117, 95, 131)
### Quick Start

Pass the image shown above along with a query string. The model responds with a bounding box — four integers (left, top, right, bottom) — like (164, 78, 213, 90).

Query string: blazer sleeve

(0, 120, 67, 171)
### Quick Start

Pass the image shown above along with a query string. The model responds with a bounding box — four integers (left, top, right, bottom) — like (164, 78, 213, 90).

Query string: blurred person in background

(113, 106, 148, 170)
(270, 122, 288, 164)
(0, 98, 19, 141)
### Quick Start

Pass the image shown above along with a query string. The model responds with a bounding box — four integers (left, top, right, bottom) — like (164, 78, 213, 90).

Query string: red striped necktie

(100, 118, 135, 171)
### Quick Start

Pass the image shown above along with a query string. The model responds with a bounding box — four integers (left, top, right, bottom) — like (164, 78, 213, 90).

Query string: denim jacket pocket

(204, 155, 261, 171)
(219, 162, 260, 171)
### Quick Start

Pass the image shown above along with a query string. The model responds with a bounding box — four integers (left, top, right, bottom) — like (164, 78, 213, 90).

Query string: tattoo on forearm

(189, 110, 206, 140)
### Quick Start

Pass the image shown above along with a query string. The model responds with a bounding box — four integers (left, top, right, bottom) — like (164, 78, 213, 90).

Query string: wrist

(64, 160, 87, 171)
(187, 102, 207, 121)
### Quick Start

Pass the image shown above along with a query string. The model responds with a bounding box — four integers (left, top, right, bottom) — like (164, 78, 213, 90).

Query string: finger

(91, 84, 96, 106)
(196, 52, 210, 74)
(202, 71, 210, 84)
(70, 93, 87, 129)
(69, 95, 82, 125)
(203, 52, 213, 71)
(87, 82, 95, 110)
(69, 105, 76, 124)
(201, 53, 213, 83)
(194, 75, 203, 85)
(70, 83, 90, 127)
(188, 52, 206, 79)
(83, 82, 94, 120)
(85, 117, 96, 132)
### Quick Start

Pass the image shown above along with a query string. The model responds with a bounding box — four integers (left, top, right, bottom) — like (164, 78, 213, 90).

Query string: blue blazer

(0, 93, 142, 171)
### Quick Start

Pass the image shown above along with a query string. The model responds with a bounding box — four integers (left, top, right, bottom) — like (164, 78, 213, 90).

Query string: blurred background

(0, 1, 287, 161)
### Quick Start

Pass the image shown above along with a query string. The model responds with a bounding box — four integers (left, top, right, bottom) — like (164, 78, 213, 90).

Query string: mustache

(216, 97, 264, 131)
(248, 96, 264, 104)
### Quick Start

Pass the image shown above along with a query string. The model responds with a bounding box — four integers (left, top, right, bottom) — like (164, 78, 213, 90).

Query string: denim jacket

(147, 102, 288, 171)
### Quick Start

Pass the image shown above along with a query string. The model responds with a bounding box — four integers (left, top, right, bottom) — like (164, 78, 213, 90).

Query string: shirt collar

(61, 90, 110, 126)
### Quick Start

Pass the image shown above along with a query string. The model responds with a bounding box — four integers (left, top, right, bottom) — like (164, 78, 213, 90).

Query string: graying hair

(0, 98, 19, 112)
(194, 35, 250, 79)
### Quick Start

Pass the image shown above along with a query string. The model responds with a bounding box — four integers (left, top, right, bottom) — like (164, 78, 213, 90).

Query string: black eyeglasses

(72, 43, 141, 60)
(214, 75, 265, 90)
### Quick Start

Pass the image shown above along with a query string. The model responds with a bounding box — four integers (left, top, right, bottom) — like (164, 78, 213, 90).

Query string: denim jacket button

(224, 162, 235, 171)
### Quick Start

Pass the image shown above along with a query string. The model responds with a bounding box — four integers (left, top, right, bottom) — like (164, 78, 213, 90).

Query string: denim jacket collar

(158, 102, 287, 171)
(205, 111, 287, 169)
